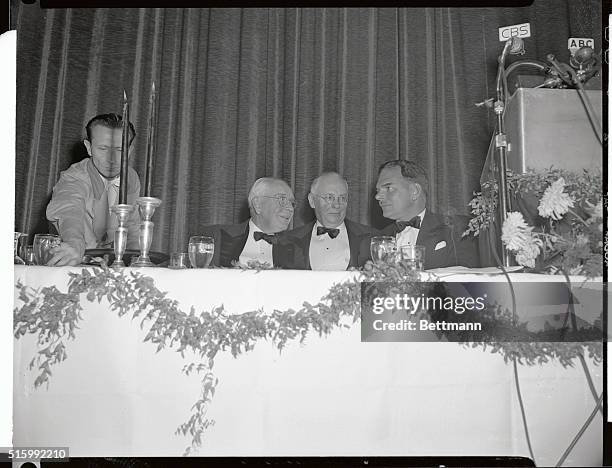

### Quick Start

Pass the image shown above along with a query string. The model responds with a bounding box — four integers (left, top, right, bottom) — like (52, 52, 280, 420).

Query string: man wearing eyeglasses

(278, 172, 376, 270)
(202, 177, 296, 268)
(375, 159, 478, 269)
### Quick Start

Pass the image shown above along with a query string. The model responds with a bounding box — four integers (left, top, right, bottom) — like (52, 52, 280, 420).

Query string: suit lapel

(299, 221, 315, 270)
(345, 219, 365, 268)
(220, 221, 249, 267)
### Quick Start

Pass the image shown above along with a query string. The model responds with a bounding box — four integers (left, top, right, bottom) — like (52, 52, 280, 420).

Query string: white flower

(514, 236, 542, 268)
(501, 212, 533, 251)
(538, 178, 574, 220)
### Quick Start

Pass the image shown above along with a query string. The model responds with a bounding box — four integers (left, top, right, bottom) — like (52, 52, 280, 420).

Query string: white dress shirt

(309, 221, 350, 271)
(395, 209, 426, 248)
(239, 219, 274, 267)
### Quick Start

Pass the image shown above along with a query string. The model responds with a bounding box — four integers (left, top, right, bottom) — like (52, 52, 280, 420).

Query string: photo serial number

(2, 447, 69, 462)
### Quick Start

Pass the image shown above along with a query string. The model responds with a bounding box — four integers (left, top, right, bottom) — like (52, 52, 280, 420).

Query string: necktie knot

(317, 226, 340, 239)
(396, 216, 421, 233)
(253, 231, 278, 244)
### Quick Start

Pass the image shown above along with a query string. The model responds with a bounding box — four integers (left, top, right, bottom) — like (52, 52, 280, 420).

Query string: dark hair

(378, 159, 428, 196)
(85, 113, 136, 144)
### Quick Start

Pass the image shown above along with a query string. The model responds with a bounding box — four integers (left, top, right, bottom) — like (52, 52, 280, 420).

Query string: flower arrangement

(464, 169, 604, 276)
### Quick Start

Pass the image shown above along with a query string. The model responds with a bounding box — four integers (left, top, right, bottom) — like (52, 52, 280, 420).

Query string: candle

(144, 81, 156, 197)
(119, 90, 130, 204)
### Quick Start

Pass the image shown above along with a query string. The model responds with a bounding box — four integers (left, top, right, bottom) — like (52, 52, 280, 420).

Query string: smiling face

(308, 173, 349, 228)
(84, 124, 131, 179)
(375, 166, 424, 221)
(254, 180, 295, 233)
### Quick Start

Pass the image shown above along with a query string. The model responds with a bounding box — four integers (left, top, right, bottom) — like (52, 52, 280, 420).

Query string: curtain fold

(15, 3, 602, 254)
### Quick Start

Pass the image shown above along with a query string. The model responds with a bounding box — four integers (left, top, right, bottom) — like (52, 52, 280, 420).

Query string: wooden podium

(481, 88, 602, 184)
(478, 88, 602, 266)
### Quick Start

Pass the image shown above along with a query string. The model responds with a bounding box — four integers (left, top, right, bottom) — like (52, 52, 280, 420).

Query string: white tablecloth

(13, 266, 602, 465)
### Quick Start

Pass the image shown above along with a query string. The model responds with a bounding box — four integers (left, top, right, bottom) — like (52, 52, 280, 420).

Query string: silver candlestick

(111, 204, 134, 269)
(131, 196, 162, 268)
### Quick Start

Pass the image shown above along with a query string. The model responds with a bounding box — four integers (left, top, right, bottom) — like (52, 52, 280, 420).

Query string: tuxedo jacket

(276, 219, 378, 270)
(381, 212, 479, 269)
(201, 220, 293, 268)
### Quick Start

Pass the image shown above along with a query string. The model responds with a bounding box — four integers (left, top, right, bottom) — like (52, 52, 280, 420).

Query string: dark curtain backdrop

(15, 3, 601, 254)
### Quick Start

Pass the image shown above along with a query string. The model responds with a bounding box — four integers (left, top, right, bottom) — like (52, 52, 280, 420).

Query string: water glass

(188, 236, 215, 268)
(33, 234, 61, 266)
(400, 244, 426, 271)
(370, 236, 397, 263)
(169, 252, 189, 269)
(24, 246, 36, 265)
(14, 232, 25, 265)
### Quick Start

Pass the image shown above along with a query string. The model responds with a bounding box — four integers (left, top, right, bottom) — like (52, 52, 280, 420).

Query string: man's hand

(46, 242, 84, 266)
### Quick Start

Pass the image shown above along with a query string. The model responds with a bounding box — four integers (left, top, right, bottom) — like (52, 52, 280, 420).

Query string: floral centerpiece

(464, 168, 604, 276)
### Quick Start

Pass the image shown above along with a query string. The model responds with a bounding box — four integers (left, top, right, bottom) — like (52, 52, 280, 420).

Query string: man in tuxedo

(375, 160, 479, 269)
(203, 177, 296, 268)
(46, 113, 141, 266)
(278, 172, 377, 270)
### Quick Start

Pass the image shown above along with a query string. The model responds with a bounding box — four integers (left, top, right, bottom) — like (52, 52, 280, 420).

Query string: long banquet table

(13, 265, 603, 465)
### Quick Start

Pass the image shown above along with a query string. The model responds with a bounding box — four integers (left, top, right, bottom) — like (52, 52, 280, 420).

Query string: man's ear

(251, 197, 262, 214)
(83, 139, 92, 157)
(307, 193, 315, 209)
(412, 183, 422, 199)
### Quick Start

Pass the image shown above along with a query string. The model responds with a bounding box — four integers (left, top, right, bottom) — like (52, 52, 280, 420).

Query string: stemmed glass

(370, 236, 397, 264)
(188, 236, 215, 268)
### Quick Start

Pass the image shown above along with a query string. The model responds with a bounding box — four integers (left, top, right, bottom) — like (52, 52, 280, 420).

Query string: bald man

(201, 177, 296, 268)
(278, 172, 377, 270)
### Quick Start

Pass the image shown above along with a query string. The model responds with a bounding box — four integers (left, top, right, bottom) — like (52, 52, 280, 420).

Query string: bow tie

(316, 226, 340, 239)
(395, 216, 421, 232)
(253, 231, 278, 244)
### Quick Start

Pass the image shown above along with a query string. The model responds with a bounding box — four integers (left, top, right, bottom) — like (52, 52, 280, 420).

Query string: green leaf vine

(14, 262, 602, 455)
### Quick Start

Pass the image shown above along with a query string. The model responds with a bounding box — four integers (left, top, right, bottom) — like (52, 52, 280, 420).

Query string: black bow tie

(396, 216, 421, 232)
(316, 226, 340, 239)
(253, 231, 278, 244)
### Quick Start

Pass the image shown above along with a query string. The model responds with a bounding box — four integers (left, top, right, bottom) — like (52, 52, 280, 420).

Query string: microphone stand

(493, 39, 514, 267)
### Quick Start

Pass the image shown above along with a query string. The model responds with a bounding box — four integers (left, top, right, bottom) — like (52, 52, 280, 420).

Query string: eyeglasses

(260, 194, 297, 209)
(313, 193, 348, 205)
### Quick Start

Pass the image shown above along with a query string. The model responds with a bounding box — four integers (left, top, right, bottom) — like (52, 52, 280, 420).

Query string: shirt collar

(99, 173, 120, 187)
(249, 218, 266, 234)
(314, 220, 346, 233)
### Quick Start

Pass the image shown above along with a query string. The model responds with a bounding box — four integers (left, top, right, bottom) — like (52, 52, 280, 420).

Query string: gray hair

(310, 172, 348, 194)
(248, 177, 290, 209)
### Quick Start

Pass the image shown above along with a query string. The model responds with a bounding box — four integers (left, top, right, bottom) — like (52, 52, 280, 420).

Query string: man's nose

(375, 191, 384, 201)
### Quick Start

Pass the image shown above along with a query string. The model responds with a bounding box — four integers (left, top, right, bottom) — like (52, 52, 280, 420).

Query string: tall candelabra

(131, 196, 162, 267)
(110, 204, 134, 269)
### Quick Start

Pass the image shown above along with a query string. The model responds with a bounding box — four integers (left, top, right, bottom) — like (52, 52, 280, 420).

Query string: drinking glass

(400, 244, 426, 271)
(169, 252, 189, 269)
(370, 236, 397, 263)
(188, 236, 215, 268)
(14, 232, 25, 265)
(24, 246, 36, 265)
(33, 234, 61, 266)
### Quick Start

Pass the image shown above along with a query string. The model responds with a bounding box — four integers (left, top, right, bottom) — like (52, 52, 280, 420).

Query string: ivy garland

(14, 262, 602, 455)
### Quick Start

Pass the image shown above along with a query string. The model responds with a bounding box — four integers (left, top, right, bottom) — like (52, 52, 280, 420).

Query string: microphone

(508, 36, 525, 56)
(571, 46, 595, 69)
